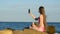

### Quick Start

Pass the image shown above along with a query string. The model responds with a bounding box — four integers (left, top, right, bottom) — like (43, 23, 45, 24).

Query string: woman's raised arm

(28, 9, 36, 19)
(29, 12, 36, 19)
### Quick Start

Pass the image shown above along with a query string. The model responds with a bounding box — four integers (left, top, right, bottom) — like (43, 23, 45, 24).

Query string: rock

(0, 30, 13, 34)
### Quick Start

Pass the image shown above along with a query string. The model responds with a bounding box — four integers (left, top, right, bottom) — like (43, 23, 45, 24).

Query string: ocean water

(0, 22, 60, 33)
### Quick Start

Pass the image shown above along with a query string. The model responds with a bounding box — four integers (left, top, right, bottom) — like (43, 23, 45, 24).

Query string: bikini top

(35, 17, 40, 23)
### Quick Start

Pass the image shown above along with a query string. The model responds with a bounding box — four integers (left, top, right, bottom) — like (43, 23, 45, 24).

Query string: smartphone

(28, 9, 30, 13)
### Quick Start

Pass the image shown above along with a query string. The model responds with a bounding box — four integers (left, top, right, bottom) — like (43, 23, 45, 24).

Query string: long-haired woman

(28, 6, 47, 32)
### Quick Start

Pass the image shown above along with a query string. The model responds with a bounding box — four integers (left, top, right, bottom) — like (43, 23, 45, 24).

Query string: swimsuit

(35, 17, 40, 24)
(35, 17, 45, 32)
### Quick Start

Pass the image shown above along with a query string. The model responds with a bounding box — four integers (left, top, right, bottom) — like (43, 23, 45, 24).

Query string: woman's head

(39, 6, 45, 14)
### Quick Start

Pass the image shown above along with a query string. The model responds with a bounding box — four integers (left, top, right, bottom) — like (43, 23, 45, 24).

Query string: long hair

(39, 6, 47, 32)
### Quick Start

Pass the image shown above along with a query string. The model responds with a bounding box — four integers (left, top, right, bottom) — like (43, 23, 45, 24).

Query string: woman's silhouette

(28, 6, 47, 32)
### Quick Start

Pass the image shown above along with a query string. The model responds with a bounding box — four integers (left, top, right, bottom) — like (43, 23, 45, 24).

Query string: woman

(28, 6, 47, 32)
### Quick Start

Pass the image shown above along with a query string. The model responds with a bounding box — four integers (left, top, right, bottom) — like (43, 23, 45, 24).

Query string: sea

(0, 22, 60, 34)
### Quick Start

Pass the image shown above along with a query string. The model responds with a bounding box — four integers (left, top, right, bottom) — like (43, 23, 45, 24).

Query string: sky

(0, 0, 60, 22)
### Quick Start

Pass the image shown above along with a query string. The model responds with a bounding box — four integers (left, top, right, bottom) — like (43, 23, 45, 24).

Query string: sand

(0, 26, 56, 34)
(0, 29, 48, 34)
(0, 29, 13, 34)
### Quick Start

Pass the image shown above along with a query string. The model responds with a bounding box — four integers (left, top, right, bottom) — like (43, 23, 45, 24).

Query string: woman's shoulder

(40, 14, 43, 17)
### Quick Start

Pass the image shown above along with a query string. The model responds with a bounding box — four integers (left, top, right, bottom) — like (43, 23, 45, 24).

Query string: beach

(0, 29, 48, 34)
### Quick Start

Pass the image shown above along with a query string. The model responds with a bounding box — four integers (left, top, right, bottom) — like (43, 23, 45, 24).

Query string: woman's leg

(30, 22, 38, 30)
(32, 22, 37, 28)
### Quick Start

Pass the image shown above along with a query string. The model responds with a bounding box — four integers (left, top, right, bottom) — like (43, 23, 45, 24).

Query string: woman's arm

(29, 13, 36, 19)
(28, 9, 36, 19)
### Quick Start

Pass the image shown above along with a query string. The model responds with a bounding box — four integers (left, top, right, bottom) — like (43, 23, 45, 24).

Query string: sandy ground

(0, 29, 48, 34)
(0, 29, 13, 34)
